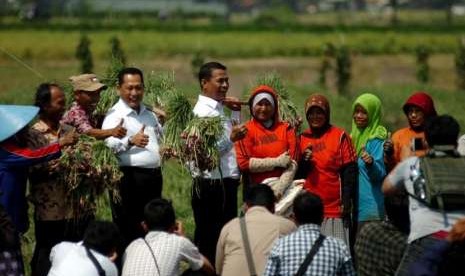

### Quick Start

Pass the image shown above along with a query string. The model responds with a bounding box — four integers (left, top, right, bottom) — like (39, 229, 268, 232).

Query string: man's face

(118, 74, 144, 110)
(44, 86, 66, 122)
(75, 90, 101, 113)
(201, 69, 229, 101)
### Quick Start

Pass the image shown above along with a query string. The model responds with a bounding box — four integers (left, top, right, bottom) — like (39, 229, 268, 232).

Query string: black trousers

(191, 177, 238, 266)
(31, 215, 93, 276)
(111, 166, 163, 247)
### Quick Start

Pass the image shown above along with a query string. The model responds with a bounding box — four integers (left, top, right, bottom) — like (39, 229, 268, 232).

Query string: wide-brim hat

(0, 105, 39, 142)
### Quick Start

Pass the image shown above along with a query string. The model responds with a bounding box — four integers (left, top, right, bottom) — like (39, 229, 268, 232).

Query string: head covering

(402, 91, 437, 118)
(69, 74, 107, 92)
(351, 93, 388, 155)
(249, 85, 279, 126)
(304, 93, 330, 123)
(0, 105, 39, 142)
(252, 92, 275, 109)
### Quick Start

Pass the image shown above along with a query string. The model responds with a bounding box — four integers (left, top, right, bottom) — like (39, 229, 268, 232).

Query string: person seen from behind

(264, 191, 355, 276)
(382, 115, 465, 276)
(122, 198, 215, 276)
(47, 220, 121, 276)
(216, 184, 296, 276)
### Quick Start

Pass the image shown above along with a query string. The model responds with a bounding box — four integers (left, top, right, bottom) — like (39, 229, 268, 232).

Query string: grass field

(0, 29, 463, 61)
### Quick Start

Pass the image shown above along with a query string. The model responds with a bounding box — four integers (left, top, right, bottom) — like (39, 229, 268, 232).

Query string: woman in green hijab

(350, 93, 388, 231)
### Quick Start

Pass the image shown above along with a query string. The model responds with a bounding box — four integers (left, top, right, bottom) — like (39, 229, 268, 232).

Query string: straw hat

(0, 105, 39, 142)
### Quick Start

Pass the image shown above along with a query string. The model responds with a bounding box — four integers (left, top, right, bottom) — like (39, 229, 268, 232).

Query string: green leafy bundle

(182, 116, 224, 172)
(255, 73, 301, 131)
(145, 71, 176, 108)
(57, 136, 122, 215)
(161, 91, 193, 161)
(94, 57, 124, 117)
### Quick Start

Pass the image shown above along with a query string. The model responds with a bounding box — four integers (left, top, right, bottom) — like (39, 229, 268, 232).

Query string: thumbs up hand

(303, 144, 313, 162)
(111, 118, 127, 138)
(383, 132, 393, 157)
(360, 146, 373, 165)
(129, 124, 149, 148)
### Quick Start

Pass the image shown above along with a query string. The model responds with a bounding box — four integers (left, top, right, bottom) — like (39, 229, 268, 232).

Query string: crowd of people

(1, 60, 465, 276)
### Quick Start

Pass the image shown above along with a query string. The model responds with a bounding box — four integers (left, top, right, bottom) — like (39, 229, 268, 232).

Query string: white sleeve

(231, 110, 240, 123)
(49, 242, 72, 264)
(458, 134, 465, 156)
(387, 157, 417, 189)
(179, 237, 204, 271)
(102, 112, 130, 153)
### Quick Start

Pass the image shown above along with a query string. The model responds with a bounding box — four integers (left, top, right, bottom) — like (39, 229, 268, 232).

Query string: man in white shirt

(382, 115, 465, 276)
(191, 61, 247, 265)
(102, 67, 164, 247)
(122, 198, 215, 276)
(48, 221, 121, 276)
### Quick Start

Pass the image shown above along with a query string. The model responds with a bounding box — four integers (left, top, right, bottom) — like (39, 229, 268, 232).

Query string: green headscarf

(350, 93, 388, 156)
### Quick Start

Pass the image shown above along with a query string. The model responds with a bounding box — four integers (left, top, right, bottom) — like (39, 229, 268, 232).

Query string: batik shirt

(28, 120, 74, 221)
(61, 102, 97, 133)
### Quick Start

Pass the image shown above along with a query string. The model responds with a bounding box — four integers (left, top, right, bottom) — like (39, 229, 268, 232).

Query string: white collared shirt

(48, 241, 118, 276)
(102, 99, 162, 168)
(191, 94, 240, 179)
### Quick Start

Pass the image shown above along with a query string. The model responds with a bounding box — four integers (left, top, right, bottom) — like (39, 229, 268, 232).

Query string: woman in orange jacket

(235, 85, 299, 197)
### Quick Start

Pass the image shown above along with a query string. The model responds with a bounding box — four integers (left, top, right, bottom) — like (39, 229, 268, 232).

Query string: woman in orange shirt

(298, 94, 358, 246)
(235, 85, 298, 197)
(385, 91, 437, 170)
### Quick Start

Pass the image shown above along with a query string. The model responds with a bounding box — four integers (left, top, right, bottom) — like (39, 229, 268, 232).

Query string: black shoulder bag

(239, 216, 257, 276)
(143, 238, 162, 275)
(85, 246, 106, 276)
(294, 234, 326, 276)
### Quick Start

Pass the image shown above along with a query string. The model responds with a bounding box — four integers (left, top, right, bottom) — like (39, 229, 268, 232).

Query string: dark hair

(34, 83, 60, 114)
(83, 221, 121, 256)
(424, 115, 460, 147)
(144, 198, 176, 231)
(117, 67, 144, 86)
(197, 61, 226, 85)
(293, 192, 324, 225)
(244, 184, 276, 212)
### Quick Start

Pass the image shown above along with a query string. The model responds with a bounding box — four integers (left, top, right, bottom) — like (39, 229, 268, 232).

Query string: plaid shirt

(264, 224, 355, 276)
(355, 221, 407, 276)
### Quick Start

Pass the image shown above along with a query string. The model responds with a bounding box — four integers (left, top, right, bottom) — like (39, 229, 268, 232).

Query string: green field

(0, 28, 463, 61)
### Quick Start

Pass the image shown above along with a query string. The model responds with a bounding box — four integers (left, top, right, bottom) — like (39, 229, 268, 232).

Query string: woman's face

(353, 104, 369, 129)
(252, 99, 274, 122)
(406, 105, 425, 129)
(307, 106, 327, 129)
